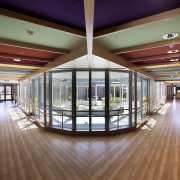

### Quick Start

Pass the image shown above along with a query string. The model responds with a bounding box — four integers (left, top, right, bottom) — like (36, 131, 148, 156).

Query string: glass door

(6, 86, 12, 100)
(0, 86, 5, 101)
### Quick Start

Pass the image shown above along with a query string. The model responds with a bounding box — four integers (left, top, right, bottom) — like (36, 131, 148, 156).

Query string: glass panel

(33, 79, 39, 117)
(52, 72, 72, 129)
(91, 71, 105, 131)
(132, 72, 135, 126)
(109, 71, 129, 130)
(39, 76, 44, 124)
(0, 86, 5, 100)
(30, 81, 32, 112)
(6, 86, 12, 100)
(46, 72, 50, 126)
(137, 77, 142, 122)
(143, 79, 148, 116)
(76, 71, 89, 131)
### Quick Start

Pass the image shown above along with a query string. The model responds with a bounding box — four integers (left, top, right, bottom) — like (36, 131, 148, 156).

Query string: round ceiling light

(167, 50, 179, 54)
(27, 31, 34, 37)
(169, 59, 179, 62)
(163, 32, 178, 39)
(13, 58, 21, 62)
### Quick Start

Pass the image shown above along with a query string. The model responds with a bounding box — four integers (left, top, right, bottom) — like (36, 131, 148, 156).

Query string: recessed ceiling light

(169, 44, 174, 48)
(13, 59, 21, 62)
(169, 59, 179, 62)
(167, 50, 179, 54)
(163, 32, 178, 39)
(27, 31, 34, 37)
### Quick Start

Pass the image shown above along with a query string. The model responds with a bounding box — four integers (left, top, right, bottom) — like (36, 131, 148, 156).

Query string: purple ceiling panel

(0, 0, 85, 30)
(134, 57, 180, 65)
(94, 0, 180, 31)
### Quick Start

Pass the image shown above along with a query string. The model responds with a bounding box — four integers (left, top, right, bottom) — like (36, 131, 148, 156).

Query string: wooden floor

(0, 100, 180, 180)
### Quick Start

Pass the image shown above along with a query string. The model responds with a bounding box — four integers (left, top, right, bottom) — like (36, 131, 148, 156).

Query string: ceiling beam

(112, 38, 180, 54)
(0, 66, 38, 71)
(150, 71, 180, 75)
(136, 65, 180, 71)
(84, 0, 95, 66)
(134, 61, 180, 69)
(20, 42, 87, 81)
(93, 42, 154, 78)
(0, 61, 45, 68)
(94, 8, 180, 38)
(0, 8, 86, 38)
(129, 53, 180, 62)
(0, 38, 68, 54)
(0, 53, 54, 62)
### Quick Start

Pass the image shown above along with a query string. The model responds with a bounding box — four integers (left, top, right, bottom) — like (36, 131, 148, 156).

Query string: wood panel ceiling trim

(137, 65, 180, 71)
(112, 38, 180, 54)
(94, 8, 180, 38)
(0, 53, 54, 62)
(0, 38, 68, 54)
(0, 8, 86, 38)
(129, 53, 180, 62)
(0, 61, 45, 67)
(134, 61, 180, 68)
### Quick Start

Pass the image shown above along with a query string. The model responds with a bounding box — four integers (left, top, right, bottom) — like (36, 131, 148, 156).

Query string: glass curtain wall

(46, 70, 150, 133)
(109, 71, 130, 130)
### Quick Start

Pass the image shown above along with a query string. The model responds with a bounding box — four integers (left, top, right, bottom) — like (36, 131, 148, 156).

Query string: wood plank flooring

(0, 100, 180, 180)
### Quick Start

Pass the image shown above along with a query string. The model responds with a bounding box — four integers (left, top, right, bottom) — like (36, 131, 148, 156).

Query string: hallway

(0, 100, 180, 180)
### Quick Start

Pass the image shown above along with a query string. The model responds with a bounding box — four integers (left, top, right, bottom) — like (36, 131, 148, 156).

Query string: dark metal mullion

(105, 70, 109, 131)
(44, 72, 47, 127)
(147, 79, 150, 116)
(141, 77, 143, 119)
(4, 85, 6, 101)
(129, 72, 132, 126)
(72, 70, 76, 131)
(134, 72, 137, 127)
(38, 77, 41, 119)
(49, 72, 52, 126)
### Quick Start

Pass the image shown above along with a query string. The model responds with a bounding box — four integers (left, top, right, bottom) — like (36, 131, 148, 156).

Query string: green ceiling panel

(95, 16, 180, 50)
(0, 16, 85, 50)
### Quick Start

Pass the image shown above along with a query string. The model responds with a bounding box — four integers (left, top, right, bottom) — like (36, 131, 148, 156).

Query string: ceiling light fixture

(169, 44, 174, 48)
(13, 58, 21, 62)
(163, 32, 178, 39)
(167, 50, 179, 54)
(169, 59, 179, 62)
(27, 31, 34, 37)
